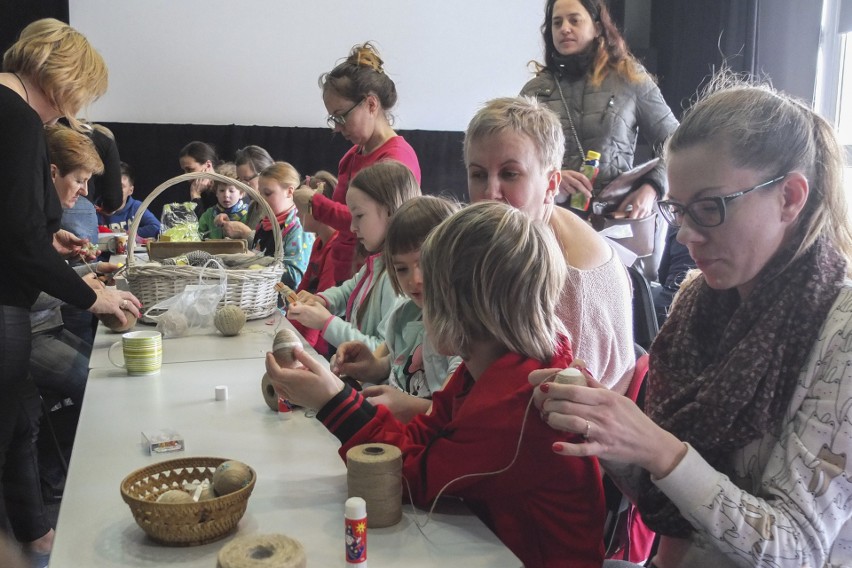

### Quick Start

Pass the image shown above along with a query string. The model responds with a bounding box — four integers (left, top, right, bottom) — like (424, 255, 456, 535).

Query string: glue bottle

(569, 150, 600, 211)
(345, 496, 367, 566)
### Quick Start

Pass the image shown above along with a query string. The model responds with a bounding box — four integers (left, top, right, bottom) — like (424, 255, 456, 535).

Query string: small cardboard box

(141, 429, 185, 454)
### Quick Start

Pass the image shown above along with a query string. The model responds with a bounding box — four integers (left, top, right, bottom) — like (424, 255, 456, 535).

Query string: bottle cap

(345, 496, 367, 518)
(586, 150, 601, 160)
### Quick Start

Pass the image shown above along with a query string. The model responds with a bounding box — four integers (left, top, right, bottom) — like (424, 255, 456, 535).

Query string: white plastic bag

(144, 260, 227, 337)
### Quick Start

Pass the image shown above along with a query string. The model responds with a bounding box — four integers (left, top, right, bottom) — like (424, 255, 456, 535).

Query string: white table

(89, 313, 294, 370)
(54, 340, 519, 566)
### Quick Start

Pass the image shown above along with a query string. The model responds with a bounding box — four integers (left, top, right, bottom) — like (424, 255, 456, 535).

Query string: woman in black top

(0, 19, 140, 560)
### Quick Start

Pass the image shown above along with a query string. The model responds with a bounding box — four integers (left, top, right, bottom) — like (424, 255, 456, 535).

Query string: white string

(404, 371, 558, 534)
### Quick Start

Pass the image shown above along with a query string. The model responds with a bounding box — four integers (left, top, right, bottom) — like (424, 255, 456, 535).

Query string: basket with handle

(125, 172, 283, 323)
(120, 456, 256, 546)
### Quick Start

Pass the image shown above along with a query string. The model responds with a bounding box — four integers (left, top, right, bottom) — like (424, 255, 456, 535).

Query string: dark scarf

(552, 48, 595, 80)
(639, 237, 846, 537)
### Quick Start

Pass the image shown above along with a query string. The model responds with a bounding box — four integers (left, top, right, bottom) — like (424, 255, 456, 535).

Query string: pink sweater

(558, 248, 634, 389)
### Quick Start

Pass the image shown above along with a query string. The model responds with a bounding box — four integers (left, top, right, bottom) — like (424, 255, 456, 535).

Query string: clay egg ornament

(214, 305, 246, 336)
(272, 329, 301, 367)
(156, 489, 194, 504)
(212, 460, 253, 496)
(99, 308, 137, 333)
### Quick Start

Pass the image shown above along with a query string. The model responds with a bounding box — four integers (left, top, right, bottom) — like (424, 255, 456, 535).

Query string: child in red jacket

(266, 202, 605, 567)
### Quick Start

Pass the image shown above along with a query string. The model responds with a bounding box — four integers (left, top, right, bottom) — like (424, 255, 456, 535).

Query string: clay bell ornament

(214, 305, 247, 336)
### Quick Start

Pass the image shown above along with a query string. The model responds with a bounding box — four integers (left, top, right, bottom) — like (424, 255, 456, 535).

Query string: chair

(627, 265, 659, 352)
(603, 351, 656, 564)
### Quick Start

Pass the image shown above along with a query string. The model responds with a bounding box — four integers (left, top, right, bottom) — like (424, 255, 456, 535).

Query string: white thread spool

(215, 385, 228, 401)
(346, 444, 402, 528)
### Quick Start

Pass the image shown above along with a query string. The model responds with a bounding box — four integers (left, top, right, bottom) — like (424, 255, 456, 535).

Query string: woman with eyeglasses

(218, 145, 274, 242)
(532, 77, 852, 567)
(294, 42, 421, 286)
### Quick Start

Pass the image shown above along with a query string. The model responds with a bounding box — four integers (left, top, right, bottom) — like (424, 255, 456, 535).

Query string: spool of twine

(346, 443, 403, 528)
(217, 533, 306, 568)
(260, 373, 279, 411)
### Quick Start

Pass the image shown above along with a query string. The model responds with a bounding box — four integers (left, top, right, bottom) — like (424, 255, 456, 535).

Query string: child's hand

(293, 187, 315, 217)
(221, 220, 252, 239)
(294, 290, 325, 307)
(361, 385, 431, 423)
(332, 341, 387, 380)
(286, 297, 332, 329)
(214, 213, 229, 227)
(265, 346, 344, 410)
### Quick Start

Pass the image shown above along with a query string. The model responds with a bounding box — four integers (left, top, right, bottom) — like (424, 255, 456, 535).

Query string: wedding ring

(121, 299, 128, 309)
(583, 420, 592, 440)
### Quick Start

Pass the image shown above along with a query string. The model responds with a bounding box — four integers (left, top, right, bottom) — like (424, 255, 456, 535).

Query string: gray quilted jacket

(521, 67, 679, 198)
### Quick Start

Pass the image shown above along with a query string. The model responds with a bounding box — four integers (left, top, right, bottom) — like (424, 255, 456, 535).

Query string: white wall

(70, 0, 543, 131)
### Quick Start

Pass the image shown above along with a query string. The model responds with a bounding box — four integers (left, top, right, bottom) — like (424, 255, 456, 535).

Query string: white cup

(108, 330, 162, 375)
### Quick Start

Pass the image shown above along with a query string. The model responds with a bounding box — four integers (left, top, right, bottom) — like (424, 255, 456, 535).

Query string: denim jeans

(0, 306, 51, 542)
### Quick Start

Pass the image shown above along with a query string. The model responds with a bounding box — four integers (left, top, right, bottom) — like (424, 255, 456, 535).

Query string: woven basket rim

(125, 171, 284, 266)
(120, 456, 256, 504)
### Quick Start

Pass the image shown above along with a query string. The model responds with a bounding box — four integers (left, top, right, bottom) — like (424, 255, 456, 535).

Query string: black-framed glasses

(326, 98, 364, 130)
(658, 174, 786, 228)
(237, 172, 258, 184)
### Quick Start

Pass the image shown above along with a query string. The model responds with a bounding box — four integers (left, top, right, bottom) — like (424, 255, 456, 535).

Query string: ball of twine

(272, 329, 301, 367)
(346, 443, 403, 528)
(217, 533, 306, 568)
(212, 460, 253, 496)
(215, 305, 247, 336)
(156, 310, 188, 338)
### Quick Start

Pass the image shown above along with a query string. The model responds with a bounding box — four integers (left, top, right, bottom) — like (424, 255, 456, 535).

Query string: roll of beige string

(346, 443, 403, 528)
(217, 533, 306, 568)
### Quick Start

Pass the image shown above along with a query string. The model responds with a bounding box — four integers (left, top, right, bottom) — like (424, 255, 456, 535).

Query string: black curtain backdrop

(102, 123, 468, 219)
(4, 0, 764, 216)
(653, 0, 758, 116)
(0, 0, 68, 54)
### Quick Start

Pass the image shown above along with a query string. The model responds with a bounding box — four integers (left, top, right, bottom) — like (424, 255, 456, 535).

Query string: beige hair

(666, 74, 852, 274)
(421, 201, 567, 361)
(3, 18, 107, 130)
(260, 161, 301, 189)
(464, 96, 565, 172)
(349, 160, 421, 322)
(213, 162, 242, 194)
(384, 196, 460, 295)
(44, 124, 104, 176)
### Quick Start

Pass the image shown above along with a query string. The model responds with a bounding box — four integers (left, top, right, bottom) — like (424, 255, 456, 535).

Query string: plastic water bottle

(569, 150, 600, 211)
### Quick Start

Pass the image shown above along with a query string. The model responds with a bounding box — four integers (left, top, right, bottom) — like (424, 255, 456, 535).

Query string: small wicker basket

(125, 172, 284, 323)
(120, 456, 256, 546)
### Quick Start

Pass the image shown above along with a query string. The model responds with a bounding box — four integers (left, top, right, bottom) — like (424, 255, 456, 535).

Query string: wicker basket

(120, 456, 256, 546)
(125, 172, 284, 323)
